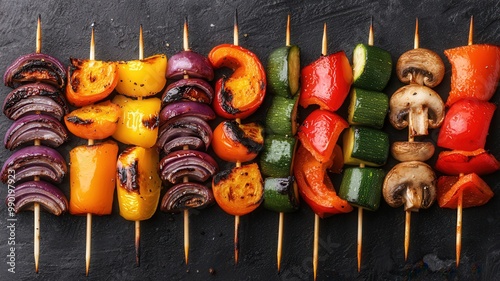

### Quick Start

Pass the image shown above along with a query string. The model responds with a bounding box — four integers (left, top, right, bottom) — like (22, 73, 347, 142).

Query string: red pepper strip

(297, 109, 349, 164)
(299, 51, 352, 112)
(444, 44, 500, 106)
(437, 99, 496, 151)
(437, 173, 494, 209)
(435, 149, 500, 176)
(294, 144, 353, 218)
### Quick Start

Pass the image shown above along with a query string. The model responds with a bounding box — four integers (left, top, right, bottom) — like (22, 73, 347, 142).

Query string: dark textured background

(0, 0, 499, 280)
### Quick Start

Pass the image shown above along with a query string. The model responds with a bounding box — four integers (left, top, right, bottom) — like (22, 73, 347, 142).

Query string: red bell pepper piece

(299, 51, 353, 112)
(208, 44, 266, 120)
(437, 173, 494, 209)
(444, 44, 500, 106)
(435, 149, 500, 176)
(297, 109, 349, 164)
(437, 98, 496, 151)
(293, 144, 353, 218)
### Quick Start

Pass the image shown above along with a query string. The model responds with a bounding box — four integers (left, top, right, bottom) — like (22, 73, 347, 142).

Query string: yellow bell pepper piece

(115, 54, 167, 98)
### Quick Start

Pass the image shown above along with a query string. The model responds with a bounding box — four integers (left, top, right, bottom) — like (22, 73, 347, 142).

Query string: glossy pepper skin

(112, 94, 161, 148)
(293, 145, 353, 218)
(115, 54, 168, 98)
(64, 100, 122, 140)
(299, 51, 353, 111)
(117, 146, 161, 221)
(69, 141, 119, 215)
(208, 44, 266, 120)
(66, 58, 119, 107)
(437, 99, 496, 151)
(437, 173, 494, 209)
(212, 120, 264, 163)
(297, 109, 349, 164)
(444, 44, 500, 106)
(435, 149, 500, 176)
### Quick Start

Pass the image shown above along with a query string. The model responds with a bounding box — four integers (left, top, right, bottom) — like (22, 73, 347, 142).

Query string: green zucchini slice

(348, 88, 388, 129)
(263, 176, 299, 213)
(343, 126, 389, 167)
(352, 43, 392, 91)
(339, 167, 385, 211)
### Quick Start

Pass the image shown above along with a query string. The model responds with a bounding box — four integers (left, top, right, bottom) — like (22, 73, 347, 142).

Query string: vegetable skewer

(210, 10, 266, 265)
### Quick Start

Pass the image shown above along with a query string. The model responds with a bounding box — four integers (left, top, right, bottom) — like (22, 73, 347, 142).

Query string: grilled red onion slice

(157, 115, 212, 151)
(159, 150, 218, 184)
(166, 51, 214, 81)
(4, 53, 67, 89)
(8, 180, 68, 215)
(4, 114, 69, 150)
(162, 136, 205, 155)
(162, 78, 214, 105)
(3, 83, 68, 120)
(160, 182, 214, 213)
(0, 146, 67, 184)
(159, 101, 216, 123)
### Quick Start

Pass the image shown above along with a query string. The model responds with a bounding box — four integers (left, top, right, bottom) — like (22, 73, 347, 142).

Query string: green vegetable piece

(352, 43, 392, 91)
(339, 167, 385, 211)
(265, 95, 298, 136)
(267, 45, 301, 97)
(260, 135, 296, 178)
(263, 176, 299, 213)
(343, 126, 389, 167)
(348, 88, 388, 129)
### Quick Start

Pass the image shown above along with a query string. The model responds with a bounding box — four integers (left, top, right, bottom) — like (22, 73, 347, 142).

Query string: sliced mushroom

(396, 48, 445, 88)
(389, 84, 445, 138)
(383, 161, 436, 212)
(391, 141, 435, 162)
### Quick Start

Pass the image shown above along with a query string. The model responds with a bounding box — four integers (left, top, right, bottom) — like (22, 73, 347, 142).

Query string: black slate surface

(0, 0, 499, 280)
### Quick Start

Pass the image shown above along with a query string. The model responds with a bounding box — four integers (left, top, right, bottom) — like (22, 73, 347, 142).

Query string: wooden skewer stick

(312, 22, 328, 281)
(403, 18, 420, 262)
(356, 19, 375, 271)
(276, 13, 292, 273)
(132, 24, 146, 267)
(33, 14, 42, 274)
(85, 23, 96, 276)
(455, 17, 474, 267)
(182, 17, 191, 265)
(232, 10, 242, 265)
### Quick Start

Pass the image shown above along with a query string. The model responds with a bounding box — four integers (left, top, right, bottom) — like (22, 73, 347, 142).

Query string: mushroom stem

(408, 105, 428, 140)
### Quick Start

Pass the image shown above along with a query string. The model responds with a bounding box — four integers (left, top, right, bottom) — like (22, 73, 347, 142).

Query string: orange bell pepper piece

(69, 141, 119, 215)
(444, 44, 500, 106)
(64, 100, 122, 140)
(437, 173, 494, 209)
(66, 58, 119, 107)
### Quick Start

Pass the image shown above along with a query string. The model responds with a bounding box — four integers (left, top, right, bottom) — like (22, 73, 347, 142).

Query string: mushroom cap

(396, 48, 445, 88)
(383, 161, 436, 211)
(389, 84, 445, 135)
(391, 141, 435, 162)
